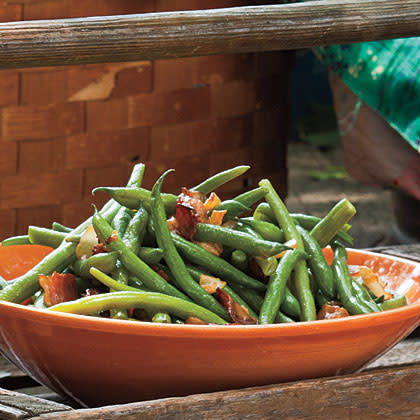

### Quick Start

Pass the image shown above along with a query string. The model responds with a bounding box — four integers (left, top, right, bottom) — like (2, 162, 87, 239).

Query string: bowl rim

(1, 248, 420, 339)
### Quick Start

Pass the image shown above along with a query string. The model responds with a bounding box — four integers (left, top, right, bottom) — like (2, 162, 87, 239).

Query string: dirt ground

(285, 141, 395, 249)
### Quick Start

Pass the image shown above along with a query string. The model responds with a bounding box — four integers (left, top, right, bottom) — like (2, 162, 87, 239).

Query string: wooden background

(0, 0, 293, 240)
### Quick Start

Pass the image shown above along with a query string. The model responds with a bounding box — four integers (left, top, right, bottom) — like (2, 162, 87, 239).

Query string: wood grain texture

(0, 0, 418, 69)
(0, 388, 71, 420)
(28, 359, 420, 419)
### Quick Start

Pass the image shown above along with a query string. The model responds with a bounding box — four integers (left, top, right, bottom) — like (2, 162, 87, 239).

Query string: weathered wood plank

(366, 244, 420, 263)
(29, 361, 420, 419)
(0, 388, 72, 420)
(0, 0, 418, 69)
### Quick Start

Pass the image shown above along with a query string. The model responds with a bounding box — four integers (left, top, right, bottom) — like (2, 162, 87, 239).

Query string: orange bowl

(0, 246, 420, 407)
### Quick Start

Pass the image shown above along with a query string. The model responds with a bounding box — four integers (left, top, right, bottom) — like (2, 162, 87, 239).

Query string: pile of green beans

(0, 163, 407, 325)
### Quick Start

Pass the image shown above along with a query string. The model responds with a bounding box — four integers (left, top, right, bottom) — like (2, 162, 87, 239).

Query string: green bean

(239, 218, 285, 242)
(185, 264, 257, 318)
(310, 199, 356, 248)
(50, 291, 228, 325)
(351, 279, 382, 312)
(152, 312, 172, 323)
(52, 222, 72, 233)
(90, 267, 152, 293)
(233, 187, 267, 208)
(92, 187, 178, 214)
(229, 285, 295, 323)
(138, 247, 164, 264)
(379, 296, 407, 311)
(253, 203, 353, 246)
(296, 226, 335, 300)
(123, 205, 149, 255)
(331, 244, 377, 315)
(259, 179, 316, 321)
(314, 290, 328, 308)
(170, 232, 266, 291)
(191, 165, 250, 194)
(151, 170, 228, 321)
(127, 277, 149, 291)
(28, 226, 66, 248)
(259, 249, 307, 324)
(92, 208, 189, 301)
(1, 235, 31, 246)
(214, 200, 251, 219)
(194, 223, 290, 258)
(112, 207, 133, 237)
(234, 221, 262, 239)
(230, 250, 248, 272)
(254, 256, 278, 277)
(71, 251, 119, 279)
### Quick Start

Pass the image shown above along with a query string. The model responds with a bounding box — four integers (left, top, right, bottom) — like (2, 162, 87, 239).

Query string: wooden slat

(0, 0, 418, 69)
(29, 355, 420, 418)
(0, 388, 72, 420)
(366, 244, 420, 263)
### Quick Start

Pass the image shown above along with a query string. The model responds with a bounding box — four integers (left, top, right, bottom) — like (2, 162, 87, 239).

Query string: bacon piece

(20, 297, 34, 306)
(92, 243, 110, 255)
(83, 288, 99, 297)
(151, 265, 171, 283)
(317, 301, 349, 320)
(217, 289, 258, 325)
(105, 230, 119, 244)
(173, 188, 210, 240)
(39, 272, 79, 307)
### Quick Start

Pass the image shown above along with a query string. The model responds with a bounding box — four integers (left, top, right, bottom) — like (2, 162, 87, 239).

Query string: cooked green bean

(138, 247, 164, 264)
(259, 249, 307, 324)
(214, 200, 251, 219)
(152, 312, 172, 323)
(253, 203, 353, 246)
(50, 291, 228, 325)
(92, 208, 189, 301)
(230, 250, 248, 272)
(229, 285, 295, 323)
(185, 264, 257, 318)
(351, 279, 382, 312)
(310, 199, 356, 248)
(92, 187, 178, 214)
(233, 187, 267, 208)
(331, 244, 377, 315)
(151, 170, 229, 321)
(379, 296, 407, 311)
(240, 218, 285, 242)
(1, 235, 31, 246)
(296, 226, 335, 300)
(170, 232, 266, 292)
(191, 165, 250, 194)
(259, 179, 316, 321)
(71, 251, 119, 279)
(194, 223, 290, 258)
(52, 222, 72, 233)
(112, 207, 133, 237)
(28, 226, 66, 248)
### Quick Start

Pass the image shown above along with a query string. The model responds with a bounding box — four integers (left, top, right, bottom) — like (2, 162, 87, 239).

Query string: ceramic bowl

(0, 245, 419, 407)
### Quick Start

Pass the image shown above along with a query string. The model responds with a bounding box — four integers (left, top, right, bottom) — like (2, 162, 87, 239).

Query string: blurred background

(0, 0, 403, 249)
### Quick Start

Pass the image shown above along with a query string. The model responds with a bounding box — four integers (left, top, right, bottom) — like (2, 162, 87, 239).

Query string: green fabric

(283, 0, 419, 151)
(314, 38, 420, 152)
